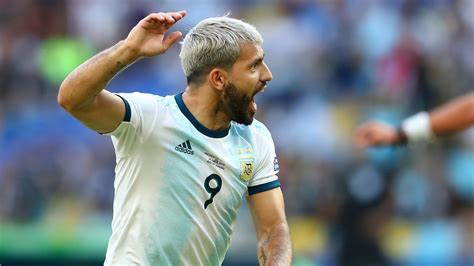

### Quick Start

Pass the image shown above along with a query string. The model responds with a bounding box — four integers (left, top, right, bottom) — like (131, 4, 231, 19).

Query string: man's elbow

(467, 93, 474, 124)
(57, 87, 70, 111)
(274, 222, 290, 236)
(57, 82, 82, 113)
(265, 221, 290, 240)
(57, 91, 78, 114)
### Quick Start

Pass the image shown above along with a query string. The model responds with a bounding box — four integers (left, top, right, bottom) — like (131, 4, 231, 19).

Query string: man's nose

(261, 61, 273, 82)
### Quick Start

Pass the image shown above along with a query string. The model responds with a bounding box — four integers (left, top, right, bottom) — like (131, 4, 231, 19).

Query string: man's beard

(220, 82, 255, 125)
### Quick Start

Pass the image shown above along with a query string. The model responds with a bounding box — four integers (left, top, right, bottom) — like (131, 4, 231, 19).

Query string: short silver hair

(179, 16, 263, 84)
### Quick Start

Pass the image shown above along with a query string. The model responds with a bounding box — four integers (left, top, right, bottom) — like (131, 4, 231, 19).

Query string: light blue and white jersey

(104, 92, 280, 265)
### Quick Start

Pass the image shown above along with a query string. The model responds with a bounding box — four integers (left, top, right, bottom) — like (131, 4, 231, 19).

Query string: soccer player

(58, 11, 292, 265)
(354, 92, 474, 147)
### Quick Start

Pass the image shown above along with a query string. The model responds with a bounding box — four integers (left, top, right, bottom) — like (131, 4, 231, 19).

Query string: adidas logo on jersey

(175, 140, 194, 155)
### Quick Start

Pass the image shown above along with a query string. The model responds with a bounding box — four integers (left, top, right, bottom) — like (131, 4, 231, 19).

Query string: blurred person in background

(352, 91, 474, 265)
(57, 10, 291, 266)
(354, 92, 474, 147)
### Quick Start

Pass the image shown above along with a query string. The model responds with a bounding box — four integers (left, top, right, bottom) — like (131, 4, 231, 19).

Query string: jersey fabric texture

(104, 92, 280, 265)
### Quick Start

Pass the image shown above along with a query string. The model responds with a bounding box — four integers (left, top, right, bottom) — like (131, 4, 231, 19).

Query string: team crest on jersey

(240, 162, 254, 182)
(237, 146, 255, 182)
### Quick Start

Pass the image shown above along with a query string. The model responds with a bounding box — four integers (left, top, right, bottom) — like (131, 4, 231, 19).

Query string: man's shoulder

(232, 119, 273, 140)
(118, 92, 177, 106)
(250, 119, 270, 134)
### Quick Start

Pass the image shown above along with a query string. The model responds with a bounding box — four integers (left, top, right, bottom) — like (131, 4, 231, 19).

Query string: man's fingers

(353, 125, 380, 148)
(161, 13, 175, 24)
(354, 121, 400, 148)
(353, 127, 367, 147)
(169, 11, 187, 22)
(145, 13, 175, 25)
(147, 13, 165, 23)
(148, 11, 187, 31)
(162, 31, 182, 50)
(142, 11, 187, 29)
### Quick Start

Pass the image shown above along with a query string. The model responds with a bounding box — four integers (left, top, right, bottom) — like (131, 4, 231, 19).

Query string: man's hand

(125, 11, 187, 58)
(353, 121, 402, 148)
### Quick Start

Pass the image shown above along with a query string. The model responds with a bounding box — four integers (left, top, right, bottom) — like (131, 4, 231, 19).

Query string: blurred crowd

(1, 0, 473, 265)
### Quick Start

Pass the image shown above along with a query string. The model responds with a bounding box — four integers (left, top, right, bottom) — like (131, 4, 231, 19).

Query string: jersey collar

(175, 93, 230, 138)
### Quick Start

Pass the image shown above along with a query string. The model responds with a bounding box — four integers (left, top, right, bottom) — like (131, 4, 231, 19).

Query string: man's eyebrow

(249, 54, 265, 66)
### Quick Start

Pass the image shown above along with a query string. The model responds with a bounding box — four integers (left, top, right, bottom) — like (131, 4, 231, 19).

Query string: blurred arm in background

(354, 92, 474, 147)
(57, 11, 186, 133)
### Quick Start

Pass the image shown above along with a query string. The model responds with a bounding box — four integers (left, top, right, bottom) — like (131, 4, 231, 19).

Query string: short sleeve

(247, 123, 280, 195)
(105, 92, 162, 157)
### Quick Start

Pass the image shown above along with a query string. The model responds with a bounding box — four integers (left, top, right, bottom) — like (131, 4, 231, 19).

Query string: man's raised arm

(57, 11, 186, 133)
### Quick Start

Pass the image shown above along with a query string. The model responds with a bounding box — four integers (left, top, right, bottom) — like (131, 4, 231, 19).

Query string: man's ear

(208, 68, 228, 91)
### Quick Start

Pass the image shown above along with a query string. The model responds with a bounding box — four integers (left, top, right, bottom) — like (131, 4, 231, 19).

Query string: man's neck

(182, 86, 231, 131)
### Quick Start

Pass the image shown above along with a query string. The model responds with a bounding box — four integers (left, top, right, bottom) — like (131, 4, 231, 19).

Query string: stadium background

(1, 0, 473, 265)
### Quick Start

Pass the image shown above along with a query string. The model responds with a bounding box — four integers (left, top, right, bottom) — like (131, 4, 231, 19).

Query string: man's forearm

(430, 92, 474, 135)
(257, 222, 292, 266)
(399, 93, 474, 142)
(58, 41, 139, 110)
